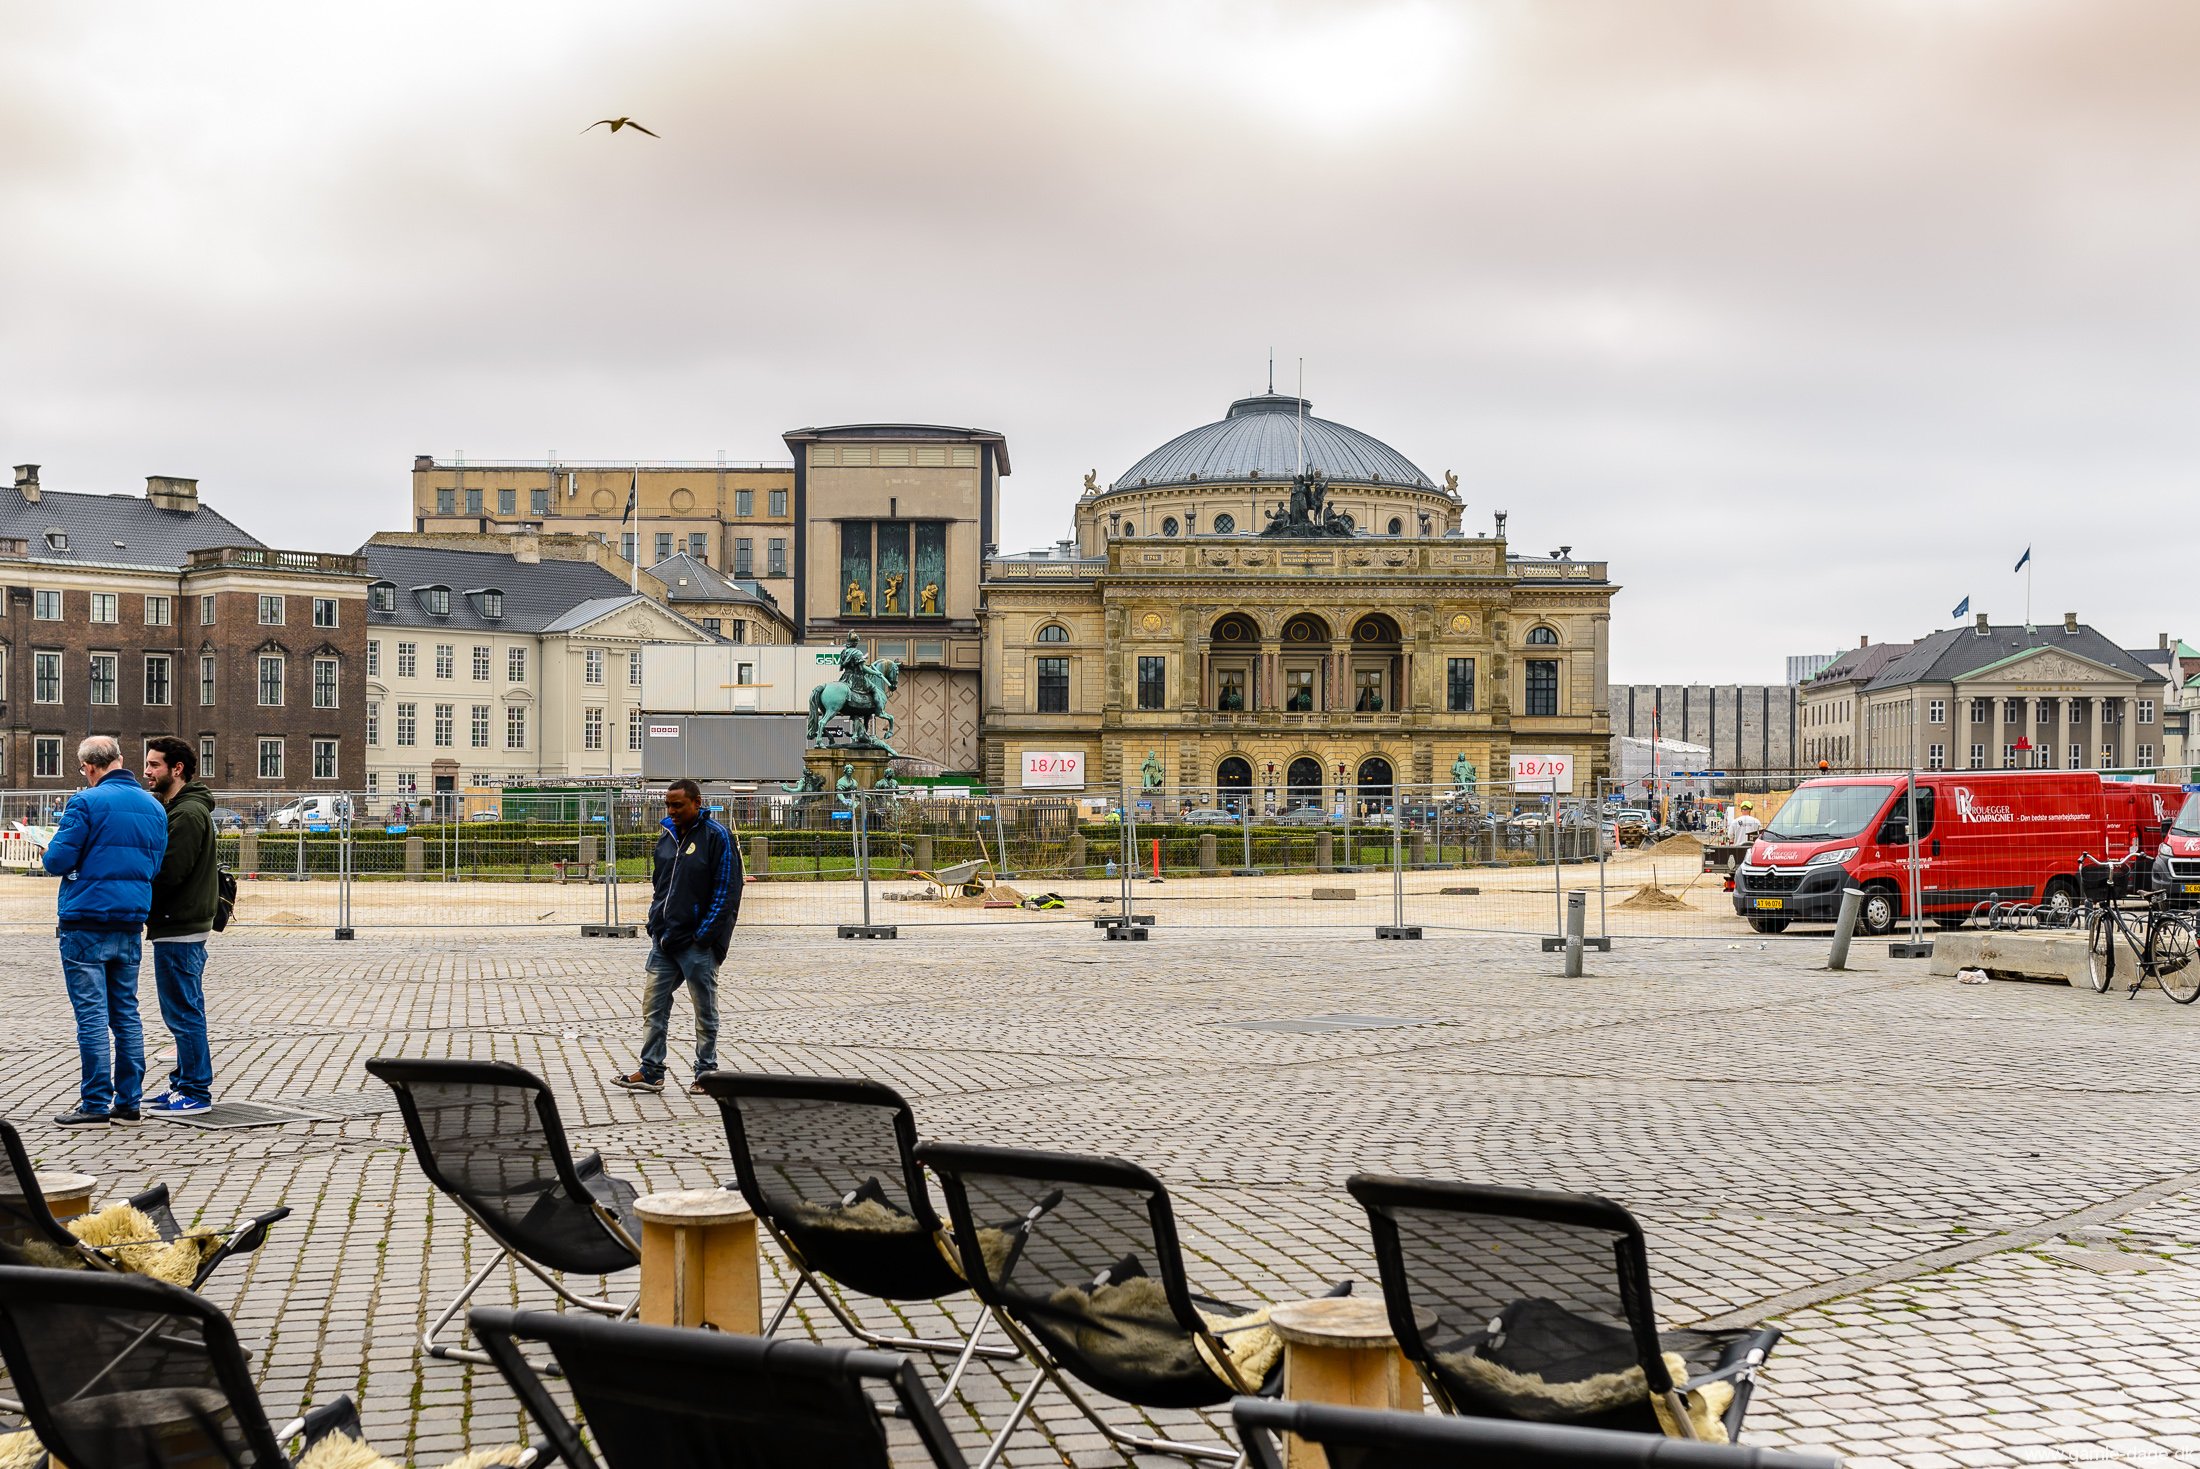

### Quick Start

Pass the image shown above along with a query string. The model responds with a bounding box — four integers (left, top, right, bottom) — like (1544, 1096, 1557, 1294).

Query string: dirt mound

(251, 910, 313, 925)
(1646, 833, 1704, 855)
(1615, 884, 1692, 912)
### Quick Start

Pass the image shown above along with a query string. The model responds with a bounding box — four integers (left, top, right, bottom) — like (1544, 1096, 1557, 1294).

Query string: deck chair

(1348, 1176, 1782, 1443)
(0, 1118, 290, 1290)
(698, 1071, 1016, 1403)
(0, 1265, 375, 1469)
(921, 1141, 1347, 1469)
(473, 1305, 969, 1469)
(1234, 1399, 1841, 1469)
(364, 1057, 640, 1366)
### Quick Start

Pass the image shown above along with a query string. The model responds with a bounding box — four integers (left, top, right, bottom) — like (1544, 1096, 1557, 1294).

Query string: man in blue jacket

(43, 735, 169, 1126)
(612, 778, 740, 1096)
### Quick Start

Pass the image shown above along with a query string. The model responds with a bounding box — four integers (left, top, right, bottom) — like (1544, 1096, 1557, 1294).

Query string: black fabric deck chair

(364, 1057, 640, 1366)
(1348, 1176, 1782, 1444)
(472, 1304, 970, 1469)
(698, 1070, 1016, 1402)
(0, 1118, 290, 1290)
(1234, 1399, 1841, 1469)
(921, 1141, 1344, 1469)
(0, 1265, 373, 1469)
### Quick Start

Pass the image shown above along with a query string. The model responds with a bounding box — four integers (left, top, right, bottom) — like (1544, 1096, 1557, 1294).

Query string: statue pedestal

(803, 746, 895, 792)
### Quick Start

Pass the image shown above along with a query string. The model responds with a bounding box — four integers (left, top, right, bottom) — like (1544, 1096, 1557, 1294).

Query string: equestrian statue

(807, 631, 901, 755)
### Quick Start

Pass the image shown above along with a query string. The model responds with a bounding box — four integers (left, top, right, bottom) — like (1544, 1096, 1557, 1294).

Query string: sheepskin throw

(295, 1432, 531, 1469)
(1436, 1347, 1731, 1442)
(0, 1430, 45, 1469)
(8, 1204, 223, 1287)
(1037, 1274, 1279, 1390)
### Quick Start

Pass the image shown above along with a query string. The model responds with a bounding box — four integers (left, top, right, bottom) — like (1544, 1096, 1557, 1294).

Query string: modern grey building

(1611, 684, 1799, 776)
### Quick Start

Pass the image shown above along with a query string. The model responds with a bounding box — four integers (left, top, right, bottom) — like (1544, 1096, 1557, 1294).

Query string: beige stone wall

(1071, 481, 1460, 554)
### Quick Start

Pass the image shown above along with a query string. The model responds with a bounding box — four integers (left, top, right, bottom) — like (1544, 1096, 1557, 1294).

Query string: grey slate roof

(0, 487, 260, 570)
(1807, 641, 1914, 686)
(646, 553, 783, 612)
(360, 544, 636, 633)
(537, 595, 653, 635)
(1863, 624, 2157, 691)
(1112, 394, 1436, 493)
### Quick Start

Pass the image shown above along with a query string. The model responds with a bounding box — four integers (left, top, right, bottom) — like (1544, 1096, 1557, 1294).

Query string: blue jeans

(60, 929, 144, 1113)
(637, 941, 719, 1084)
(153, 941, 213, 1104)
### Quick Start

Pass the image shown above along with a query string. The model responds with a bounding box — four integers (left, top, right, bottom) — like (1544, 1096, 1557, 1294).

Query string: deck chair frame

(365, 1057, 640, 1368)
(921, 1141, 1263, 1469)
(701, 1071, 1014, 1405)
(1349, 1174, 1777, 1443)
(1233, 1398, 1841, 1469)
(471, 1305, 970, 1469)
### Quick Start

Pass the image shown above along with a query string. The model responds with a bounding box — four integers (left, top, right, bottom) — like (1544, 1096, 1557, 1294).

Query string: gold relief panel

(1137, 610, 1169, 636)
(1447, 612, 1474, 635)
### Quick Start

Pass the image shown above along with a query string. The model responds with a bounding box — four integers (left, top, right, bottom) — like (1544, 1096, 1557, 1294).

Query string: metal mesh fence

(0, 767, 2191, 951)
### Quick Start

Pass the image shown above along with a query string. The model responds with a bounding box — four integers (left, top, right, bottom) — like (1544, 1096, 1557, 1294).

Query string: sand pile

(1647, 833, 1704, 856)
(1615, 884, 1692, 912)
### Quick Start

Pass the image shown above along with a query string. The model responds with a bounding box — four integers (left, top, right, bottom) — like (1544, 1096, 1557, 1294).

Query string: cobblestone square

(4, 919, 2197, 1468)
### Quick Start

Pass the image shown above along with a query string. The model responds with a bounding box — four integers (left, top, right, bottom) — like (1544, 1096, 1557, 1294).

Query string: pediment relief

(1959, 648, 2131, 685)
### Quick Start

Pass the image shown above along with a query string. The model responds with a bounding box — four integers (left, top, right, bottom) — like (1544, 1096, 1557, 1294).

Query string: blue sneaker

(145, 1093, 212, 1119)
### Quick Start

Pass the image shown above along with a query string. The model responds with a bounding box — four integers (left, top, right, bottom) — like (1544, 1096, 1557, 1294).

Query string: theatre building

(978, 388, 1616, 806)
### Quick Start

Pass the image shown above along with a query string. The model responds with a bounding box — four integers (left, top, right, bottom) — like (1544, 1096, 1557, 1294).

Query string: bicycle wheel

(2087, 912, 2116, 994)
(2151, 914, 2200, 1004)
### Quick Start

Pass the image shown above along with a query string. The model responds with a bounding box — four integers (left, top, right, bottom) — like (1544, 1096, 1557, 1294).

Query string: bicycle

(2080, 853, 2200, 1002)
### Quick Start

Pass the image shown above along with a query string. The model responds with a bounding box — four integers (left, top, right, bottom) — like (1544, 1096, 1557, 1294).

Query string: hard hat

(1740, 801, 1754, 810)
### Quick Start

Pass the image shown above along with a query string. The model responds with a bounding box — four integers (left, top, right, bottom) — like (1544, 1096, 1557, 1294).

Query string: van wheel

(1747, 914, 1791, 934)
(2040, 877, 2078, 924)
(1859, 886, 1899, 936)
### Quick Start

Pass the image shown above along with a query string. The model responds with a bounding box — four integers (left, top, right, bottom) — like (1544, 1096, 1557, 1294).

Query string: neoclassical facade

(979, 391, 1616, 803)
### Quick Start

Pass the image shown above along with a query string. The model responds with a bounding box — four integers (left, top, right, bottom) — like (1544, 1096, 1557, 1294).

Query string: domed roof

(1113, 393, 1435, 493)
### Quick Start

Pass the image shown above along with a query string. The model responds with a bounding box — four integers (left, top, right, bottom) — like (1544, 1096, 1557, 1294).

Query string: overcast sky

(5, 1, 2197, 681)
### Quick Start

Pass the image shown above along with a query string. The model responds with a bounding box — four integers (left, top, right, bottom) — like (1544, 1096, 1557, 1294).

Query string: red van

(1731, 771, 2131, 935)
(2153, 791, 2200, 905)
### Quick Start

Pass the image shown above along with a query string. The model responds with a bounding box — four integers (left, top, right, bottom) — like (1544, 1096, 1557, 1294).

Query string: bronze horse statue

(808, 658, 900, 748)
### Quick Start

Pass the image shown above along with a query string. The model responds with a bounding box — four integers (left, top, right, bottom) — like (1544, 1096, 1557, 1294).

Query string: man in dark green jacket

(143, 737, 218, 1118)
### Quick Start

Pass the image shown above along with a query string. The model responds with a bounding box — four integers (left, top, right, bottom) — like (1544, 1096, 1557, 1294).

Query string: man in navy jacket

(42, 735, 169, 1126)
(612, 778, 741, 1095)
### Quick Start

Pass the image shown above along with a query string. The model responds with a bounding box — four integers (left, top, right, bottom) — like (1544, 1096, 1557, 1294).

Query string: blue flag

(2013, 546, 2031, 572)
(1952, 596, 1969, 620)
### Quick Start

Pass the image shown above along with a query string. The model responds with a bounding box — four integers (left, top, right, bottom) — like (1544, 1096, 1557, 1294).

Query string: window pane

(1036, 656, 1069, 713)
(1524, 659, 1559, 717)
(1137, 655, 1166, 710)
(769, 489, 787, 517)
(1446, 658, 1475, 712)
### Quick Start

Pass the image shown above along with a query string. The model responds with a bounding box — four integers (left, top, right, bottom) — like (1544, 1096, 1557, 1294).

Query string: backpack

(213, 866, 238, 933)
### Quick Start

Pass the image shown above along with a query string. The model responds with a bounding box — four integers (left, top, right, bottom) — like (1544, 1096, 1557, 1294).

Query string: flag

(1952, 596, 1969, 620)
(620, 467, 638, 525)
(2013, 546, 2031, 572)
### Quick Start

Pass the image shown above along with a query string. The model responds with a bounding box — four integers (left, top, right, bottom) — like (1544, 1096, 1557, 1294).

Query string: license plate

(2184, 884, 2200, 894)
(1754, 897, 1784, 911)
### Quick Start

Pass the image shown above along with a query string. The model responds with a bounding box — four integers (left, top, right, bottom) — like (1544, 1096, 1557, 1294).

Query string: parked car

(209, 806, 245, 832)
(1271, 806, 1335, 827)
(465, 809, 502, 823)
(268, 795, 350, 829)
(1178, 808, 1240, 826)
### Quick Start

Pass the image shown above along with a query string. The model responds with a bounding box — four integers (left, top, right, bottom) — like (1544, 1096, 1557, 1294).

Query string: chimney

(2063, 611, 2078, 635)
(413, 454, 434, 472)
(1975, 613, 1990, 636)
(146, 475, 199, 513)
(512, 533, 540, 565)
(13, 465, 38, 504)
(1859, 635, 1869, 648)
(2162, 633, 2171, 650)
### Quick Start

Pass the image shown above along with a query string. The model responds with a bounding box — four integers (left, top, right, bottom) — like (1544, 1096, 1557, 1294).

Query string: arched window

(1161, 517, 1179, 537)
(1123, 522, 1136, 537)
(1387, 517, 1403, 536)
(1213, 513, 1236, 534)
(1035, 624, 1069, 643)
(1525, 625, 1560, 645)
(1286, 757, 1324, 809)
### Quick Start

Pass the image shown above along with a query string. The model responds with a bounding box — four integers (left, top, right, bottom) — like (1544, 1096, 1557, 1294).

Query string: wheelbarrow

(909, 858, 989, 898)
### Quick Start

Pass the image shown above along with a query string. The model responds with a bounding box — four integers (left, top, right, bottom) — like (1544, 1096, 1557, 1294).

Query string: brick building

(0, 465, 369, 790)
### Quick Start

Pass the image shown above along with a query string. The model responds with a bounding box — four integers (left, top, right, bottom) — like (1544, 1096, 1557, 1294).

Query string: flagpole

(630, 464, 640, 593)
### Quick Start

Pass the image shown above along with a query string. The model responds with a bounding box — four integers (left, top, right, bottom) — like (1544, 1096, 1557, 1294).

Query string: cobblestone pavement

(3, 923, 2197, 1468)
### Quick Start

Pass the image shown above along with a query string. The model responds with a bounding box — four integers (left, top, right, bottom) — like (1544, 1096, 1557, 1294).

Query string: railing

(983, 559, 1106, 580)
(424, 458, 792, 470)
(187, 546, 370, 575)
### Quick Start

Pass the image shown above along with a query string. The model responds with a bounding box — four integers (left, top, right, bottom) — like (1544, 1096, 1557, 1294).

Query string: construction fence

(0, 767, 2190, 950)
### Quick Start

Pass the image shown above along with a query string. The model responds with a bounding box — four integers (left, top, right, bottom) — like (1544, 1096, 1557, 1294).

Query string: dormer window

(468, 588, 505, 620)
(42, 530, 66, 552)
(416, 584, 451, 617)
(368, 581, 396, 613)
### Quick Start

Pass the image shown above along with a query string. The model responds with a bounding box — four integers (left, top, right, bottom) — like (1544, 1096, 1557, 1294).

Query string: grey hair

(76, 735, 122, 770)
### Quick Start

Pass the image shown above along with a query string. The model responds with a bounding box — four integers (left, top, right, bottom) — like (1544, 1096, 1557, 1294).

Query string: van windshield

(2174, 794, 2200, 838)
(1763, 784, 1892, 842)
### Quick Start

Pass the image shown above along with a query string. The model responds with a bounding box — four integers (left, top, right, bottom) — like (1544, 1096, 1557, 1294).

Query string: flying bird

(582, 117, 659, 137)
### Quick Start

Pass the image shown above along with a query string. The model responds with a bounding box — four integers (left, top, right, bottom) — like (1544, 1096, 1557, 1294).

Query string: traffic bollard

(1563, 890, 1586, 978)
(1827, 887, 1864, 971)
